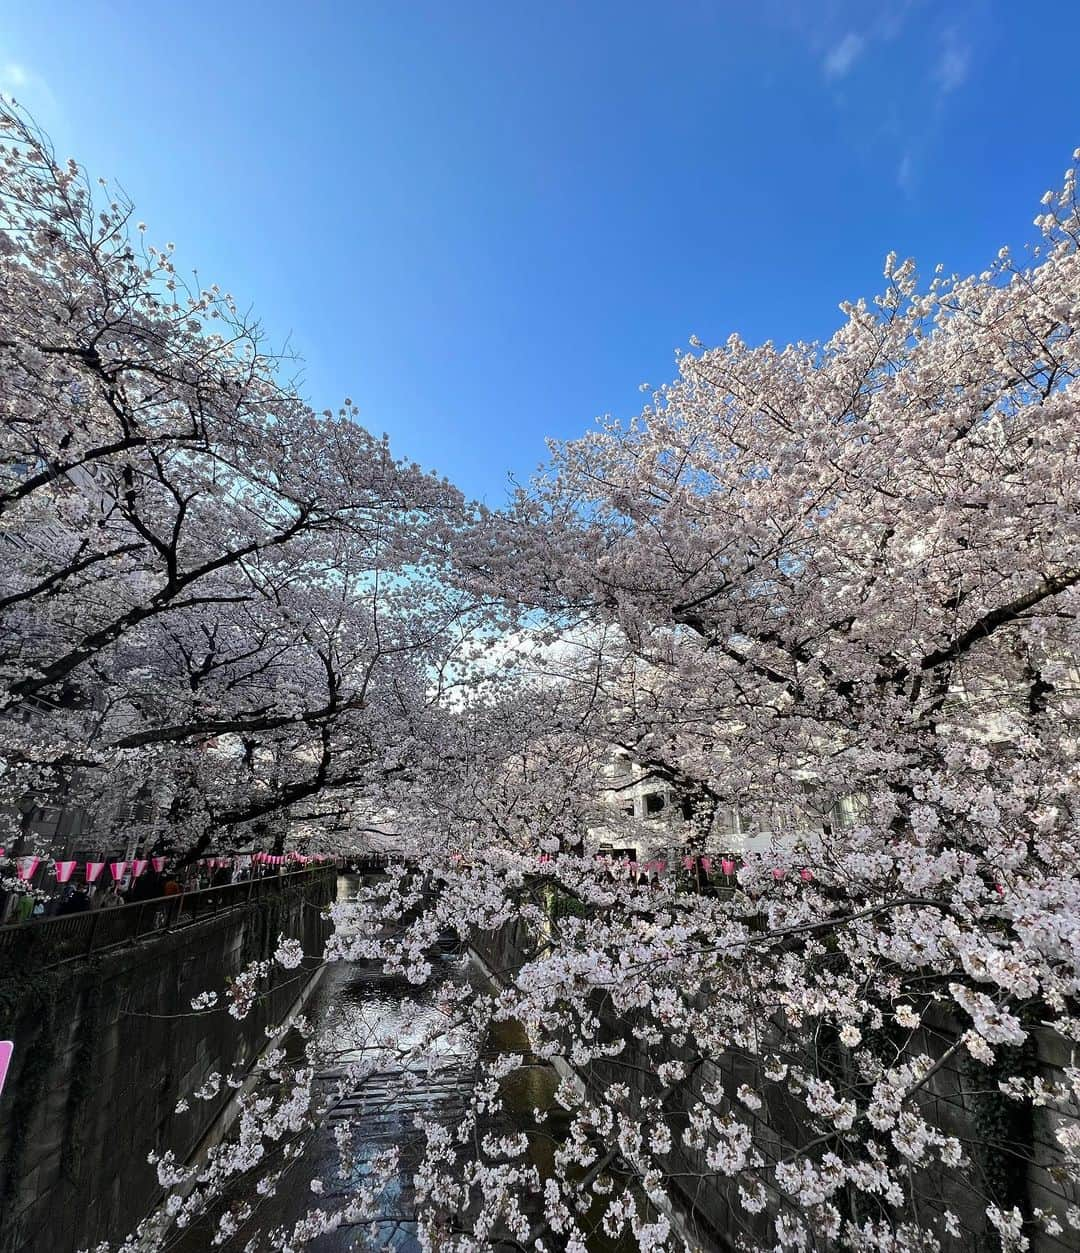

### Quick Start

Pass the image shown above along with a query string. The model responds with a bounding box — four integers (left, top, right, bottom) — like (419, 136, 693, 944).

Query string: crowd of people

(0, 857, 290, 926)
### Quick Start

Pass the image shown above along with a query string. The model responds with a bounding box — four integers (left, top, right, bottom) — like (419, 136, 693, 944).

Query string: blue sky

(2, 2, 1078, 503)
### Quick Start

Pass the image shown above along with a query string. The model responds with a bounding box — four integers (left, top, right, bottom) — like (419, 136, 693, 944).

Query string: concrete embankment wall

(0, 870, 334, 1253)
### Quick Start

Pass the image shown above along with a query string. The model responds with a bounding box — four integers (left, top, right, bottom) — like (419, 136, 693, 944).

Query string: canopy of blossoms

(4, 99, 1079, 1253)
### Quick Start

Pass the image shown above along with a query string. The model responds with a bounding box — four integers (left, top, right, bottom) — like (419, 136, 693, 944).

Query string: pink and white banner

(16, 856, 40, 881)
(85, 862, 104, 883)
(109, 861, 127, 881)
(151, 856, 165, 873)
(54, 860, 77, 883)
(0, 1041, 13, 1101)
(131, 859, 148, 877)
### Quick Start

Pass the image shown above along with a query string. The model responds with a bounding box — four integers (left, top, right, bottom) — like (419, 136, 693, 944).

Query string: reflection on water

(173, 877, 637, 1252)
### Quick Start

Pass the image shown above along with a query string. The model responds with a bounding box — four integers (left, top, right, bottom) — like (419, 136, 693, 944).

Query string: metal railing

(0, 866, 337, 967)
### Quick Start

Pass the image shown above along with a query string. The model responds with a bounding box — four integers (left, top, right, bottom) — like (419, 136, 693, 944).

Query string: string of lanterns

(534, 852, 816, 881)
(532, 854, 1006, 895)
(1, 850, 335, 882)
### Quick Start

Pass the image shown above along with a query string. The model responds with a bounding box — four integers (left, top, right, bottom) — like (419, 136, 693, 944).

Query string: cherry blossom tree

(0, 100, 484, 863)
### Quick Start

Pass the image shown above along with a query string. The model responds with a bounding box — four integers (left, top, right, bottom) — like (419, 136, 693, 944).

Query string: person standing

(57, 887, 90, 915)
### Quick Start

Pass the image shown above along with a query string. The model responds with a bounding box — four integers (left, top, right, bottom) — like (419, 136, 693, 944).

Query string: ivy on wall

(963, 1034, 1038, 1215)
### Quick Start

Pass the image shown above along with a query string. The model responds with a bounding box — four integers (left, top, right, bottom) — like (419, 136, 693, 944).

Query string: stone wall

(0, 869, 334, 1253)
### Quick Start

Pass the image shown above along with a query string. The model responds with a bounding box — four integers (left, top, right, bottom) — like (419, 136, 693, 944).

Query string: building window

(831, 794, 866, 830)
(644, 792, 666, 818)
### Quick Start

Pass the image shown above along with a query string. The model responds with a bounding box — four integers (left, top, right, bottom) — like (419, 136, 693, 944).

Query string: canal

(172, 876, 641, 1252)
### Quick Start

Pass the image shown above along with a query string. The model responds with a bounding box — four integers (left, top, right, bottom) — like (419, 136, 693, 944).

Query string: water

(172, 877, 637, 1252)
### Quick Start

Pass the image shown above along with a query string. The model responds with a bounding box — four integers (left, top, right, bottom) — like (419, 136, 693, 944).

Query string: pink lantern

(656, 860, 667, 874)
(682, 856, 695, 870)
(772, 868, 786, 881)
(151, 857, 166, 873)
(700, 856, 713, 874)
(131, 859, 148, 877)
(85, 862, 104, 883)
(16, 855, 40, 881)
(800, 868, 814, 883)
(54, 860, 77, 883)
(994, 882, 1005, 896)
(720, 858, 735, 876)
(109, 861, 127, 881)
(628, 861, 639, 874)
